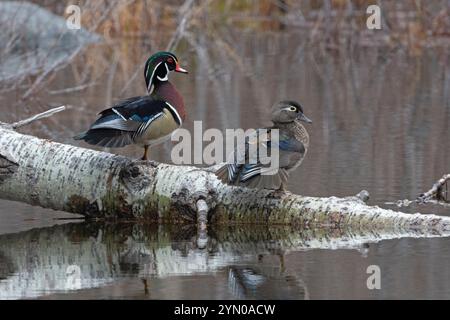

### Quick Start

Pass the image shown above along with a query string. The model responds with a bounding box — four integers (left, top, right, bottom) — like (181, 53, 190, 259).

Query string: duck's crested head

(271, 100, 312, 124)
(144, 51, 188, 93)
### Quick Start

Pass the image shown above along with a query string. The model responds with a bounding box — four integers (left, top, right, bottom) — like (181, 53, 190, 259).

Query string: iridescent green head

(144, 51, 188, 93)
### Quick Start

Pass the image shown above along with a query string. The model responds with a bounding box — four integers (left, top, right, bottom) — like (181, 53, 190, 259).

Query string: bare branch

(10, 106, 66, 129)
(388, 174, 450, 208)
(418, 174, 450, 203)
(165, 0, 196, 52)
(47, 82, 98, 95)
(21, 46, 84, 100)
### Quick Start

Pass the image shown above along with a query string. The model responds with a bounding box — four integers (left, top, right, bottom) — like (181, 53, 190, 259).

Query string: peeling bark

(1, 123, 450, 232)
(0, 150, 18, 184)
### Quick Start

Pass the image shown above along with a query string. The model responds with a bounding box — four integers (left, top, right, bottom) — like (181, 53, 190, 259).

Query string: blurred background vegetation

(33, 0, 449, 43)
(2, 0, 449, 93)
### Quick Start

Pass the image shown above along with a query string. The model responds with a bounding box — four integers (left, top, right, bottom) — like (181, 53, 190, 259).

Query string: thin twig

(165, 0, 196, 52)
(21, 46, 84, 100)
(10, 106, 66, 129)
(47, 82, 98, 95)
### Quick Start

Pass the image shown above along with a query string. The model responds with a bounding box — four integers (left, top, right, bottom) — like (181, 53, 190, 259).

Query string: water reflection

(1, 221, 449, 299)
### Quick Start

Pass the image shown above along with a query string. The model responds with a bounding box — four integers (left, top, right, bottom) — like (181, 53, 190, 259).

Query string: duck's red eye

(167, 58, 174, 64)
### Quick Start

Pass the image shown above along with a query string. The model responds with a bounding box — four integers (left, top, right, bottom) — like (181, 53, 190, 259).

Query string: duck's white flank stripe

(133, 112, 164, 140)
(165, 102, 182, 125)
(141, 113, 163, 134)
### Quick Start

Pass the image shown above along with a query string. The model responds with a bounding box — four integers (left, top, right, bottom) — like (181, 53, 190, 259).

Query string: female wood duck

(215, 101, 312, 191)
(74, 51, 188, 160)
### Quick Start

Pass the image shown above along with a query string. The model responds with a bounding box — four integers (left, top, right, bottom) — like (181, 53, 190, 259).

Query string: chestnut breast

(154, 81, 186, 122)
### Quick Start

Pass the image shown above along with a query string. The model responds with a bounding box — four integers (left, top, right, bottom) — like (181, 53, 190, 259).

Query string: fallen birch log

(1, 108, 450, 232)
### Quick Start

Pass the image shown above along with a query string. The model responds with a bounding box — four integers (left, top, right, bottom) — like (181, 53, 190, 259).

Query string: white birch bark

(1, 124, 450, 232)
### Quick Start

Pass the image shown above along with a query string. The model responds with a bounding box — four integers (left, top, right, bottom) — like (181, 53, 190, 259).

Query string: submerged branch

(196, 199, 209, 230)
(418, 174, 450, 203)
(388, 174, 450, 209)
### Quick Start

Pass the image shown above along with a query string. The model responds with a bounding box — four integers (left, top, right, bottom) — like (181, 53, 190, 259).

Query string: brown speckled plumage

(216, 100, 312, 191)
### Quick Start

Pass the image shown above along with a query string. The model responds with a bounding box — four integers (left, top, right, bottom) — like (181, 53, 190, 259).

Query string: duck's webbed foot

(268, 183, 290, 198)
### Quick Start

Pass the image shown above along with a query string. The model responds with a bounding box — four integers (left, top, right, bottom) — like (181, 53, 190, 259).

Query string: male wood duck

(215, 101, 312, 191)
(74, 51, 188, 160)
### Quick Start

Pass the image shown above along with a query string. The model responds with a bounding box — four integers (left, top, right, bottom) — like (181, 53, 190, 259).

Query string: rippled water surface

(1, 28, 450, 299)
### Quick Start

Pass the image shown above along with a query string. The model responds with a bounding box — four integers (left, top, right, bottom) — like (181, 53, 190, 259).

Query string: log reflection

(0, 221, 448, 299)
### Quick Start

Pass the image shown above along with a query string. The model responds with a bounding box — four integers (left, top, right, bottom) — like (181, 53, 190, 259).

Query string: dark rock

(0, 1, 101, 81)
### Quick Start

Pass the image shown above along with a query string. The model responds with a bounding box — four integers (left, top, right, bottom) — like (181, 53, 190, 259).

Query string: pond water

(1, 29, 449, 299)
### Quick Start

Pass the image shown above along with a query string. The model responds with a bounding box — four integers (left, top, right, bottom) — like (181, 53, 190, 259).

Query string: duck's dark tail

(215, 163, 231, 184)
(73, 129, 133, 148)
(240, 168, 289, 190)
(215, 162, 289, 190)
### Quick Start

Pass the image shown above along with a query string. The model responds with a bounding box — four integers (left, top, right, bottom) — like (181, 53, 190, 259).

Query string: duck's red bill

(175, 64, 188, 73)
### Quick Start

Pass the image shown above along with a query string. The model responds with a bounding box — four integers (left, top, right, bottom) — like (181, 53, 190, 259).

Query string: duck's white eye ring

(289, 106, 297, 111)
